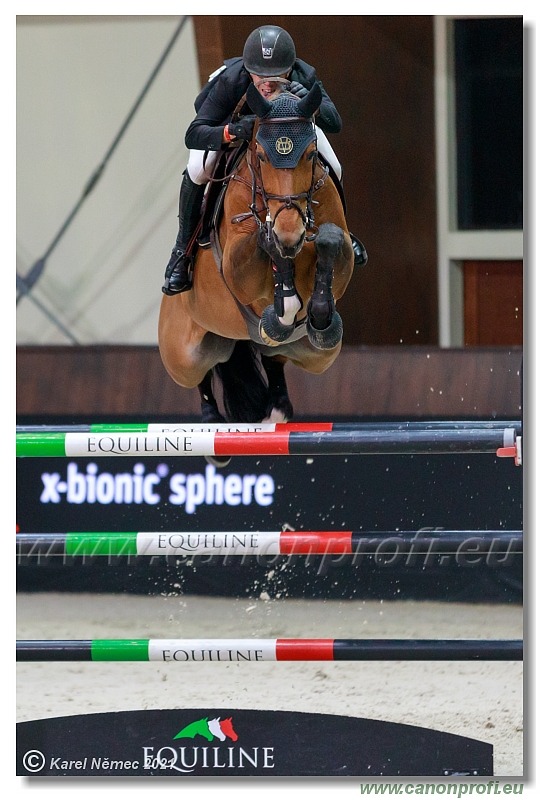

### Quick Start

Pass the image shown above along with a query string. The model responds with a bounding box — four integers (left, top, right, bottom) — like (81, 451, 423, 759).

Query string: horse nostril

(276, 231, 305, 258)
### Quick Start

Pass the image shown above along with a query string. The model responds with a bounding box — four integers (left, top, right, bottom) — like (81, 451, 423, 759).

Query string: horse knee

(315, 222, 345, 261)
(162, 362, 202, 390)
(159, 344, 204, 389)
(284, 339, 341, 375)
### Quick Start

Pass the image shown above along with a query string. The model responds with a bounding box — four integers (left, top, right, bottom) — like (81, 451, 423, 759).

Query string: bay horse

(158, 80, 354, 428)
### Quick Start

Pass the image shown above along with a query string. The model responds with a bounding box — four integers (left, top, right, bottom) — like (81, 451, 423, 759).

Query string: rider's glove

(229, 115, 256, 141)
(289, 81, 309, 99)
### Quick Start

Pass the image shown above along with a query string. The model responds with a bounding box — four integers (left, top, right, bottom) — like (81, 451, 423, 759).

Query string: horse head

(246, 81, 323, 258)
(219, 716, 239, 742)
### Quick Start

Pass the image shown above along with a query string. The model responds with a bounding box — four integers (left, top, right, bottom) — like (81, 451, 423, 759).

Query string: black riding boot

(350, 233, 368, 267)
(162, 173, 206, 295)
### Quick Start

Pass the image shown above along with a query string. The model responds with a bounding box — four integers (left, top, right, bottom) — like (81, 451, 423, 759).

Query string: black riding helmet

(242, 25, 296, 77)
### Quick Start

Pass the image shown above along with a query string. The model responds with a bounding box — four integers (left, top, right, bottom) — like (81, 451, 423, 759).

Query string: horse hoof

(200, 403, 226, 424)
(264, 398, 294, 422)
(260, 306, 295, 345)
(205, 455, 232, 469)
(306, 311, 343, 350)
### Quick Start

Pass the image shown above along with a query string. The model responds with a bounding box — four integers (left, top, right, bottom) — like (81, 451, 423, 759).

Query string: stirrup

(198, 230, 212, 248)
(162, 250, 193, 295)
(350, 234, 368, 267)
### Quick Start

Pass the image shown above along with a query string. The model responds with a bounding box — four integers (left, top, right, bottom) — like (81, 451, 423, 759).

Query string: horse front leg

(306, 222, 345, 350)
(259, 235, 302, 345)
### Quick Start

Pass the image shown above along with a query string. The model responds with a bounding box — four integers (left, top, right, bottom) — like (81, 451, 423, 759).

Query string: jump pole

(16, 638, 523, 662)
(16, 420, 522, 434)
(16, 530, 523, 557)
(16, 427, 519, 459)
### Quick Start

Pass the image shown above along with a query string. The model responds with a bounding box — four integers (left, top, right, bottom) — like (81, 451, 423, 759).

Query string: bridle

(231, 110, 330, 246)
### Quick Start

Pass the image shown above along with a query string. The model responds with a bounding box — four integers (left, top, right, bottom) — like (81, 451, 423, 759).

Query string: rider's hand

(229, 115, 256, 141)
(289, 81, 309, 98)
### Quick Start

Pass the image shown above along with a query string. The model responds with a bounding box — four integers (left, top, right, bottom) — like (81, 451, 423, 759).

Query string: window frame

(434, 15, 523, 346)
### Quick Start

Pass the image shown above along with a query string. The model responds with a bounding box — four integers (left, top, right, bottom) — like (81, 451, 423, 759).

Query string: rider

(162, 24, 367, 296)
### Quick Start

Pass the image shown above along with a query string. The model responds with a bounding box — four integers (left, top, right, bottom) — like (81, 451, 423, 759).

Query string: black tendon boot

(162, 173, 207, 295)
(349, 233, 368, 267)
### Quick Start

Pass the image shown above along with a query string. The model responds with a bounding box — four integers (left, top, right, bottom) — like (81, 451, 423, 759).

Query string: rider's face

(250, 73, 289, 98)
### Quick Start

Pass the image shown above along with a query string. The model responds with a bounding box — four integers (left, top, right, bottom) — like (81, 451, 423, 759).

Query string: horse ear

(297, 82, 323, 119)
(246, 82, 272, 118)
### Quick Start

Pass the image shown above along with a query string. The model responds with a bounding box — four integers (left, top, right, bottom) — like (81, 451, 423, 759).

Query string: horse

(207, 716, 238, 742)
(207, 717, 227, 741)
(218, 716, 239, 742)
(158, 80, 354, 429)
(174, 716, 214, 741)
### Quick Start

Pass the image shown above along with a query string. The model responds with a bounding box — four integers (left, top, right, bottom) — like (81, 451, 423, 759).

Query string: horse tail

(214, 341, 269, 422)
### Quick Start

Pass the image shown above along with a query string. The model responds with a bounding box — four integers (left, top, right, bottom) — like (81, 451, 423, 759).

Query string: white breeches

(314, 129, 342, 180)
(187, 149, 219, 184)
(186, 126, 342, 185)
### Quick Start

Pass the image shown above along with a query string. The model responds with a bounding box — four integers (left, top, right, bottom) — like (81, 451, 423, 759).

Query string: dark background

(17, 441, 523, 603)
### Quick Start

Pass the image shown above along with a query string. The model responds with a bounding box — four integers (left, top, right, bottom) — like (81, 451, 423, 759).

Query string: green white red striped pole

(16, 638, 523, 662)
(15, 427, 519, 459)
(16, 530, 523, 557)
(17, 422, 333, 434)
(16, 420, 522, 434)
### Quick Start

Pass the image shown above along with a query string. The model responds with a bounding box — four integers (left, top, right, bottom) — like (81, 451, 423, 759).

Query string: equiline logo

(141, 715, 274, 772)
(173, 716, 238, 742)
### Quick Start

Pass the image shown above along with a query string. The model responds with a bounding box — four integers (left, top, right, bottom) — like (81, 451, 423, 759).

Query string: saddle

(202, 144, 247, 249)
(180, 143, 247, 267)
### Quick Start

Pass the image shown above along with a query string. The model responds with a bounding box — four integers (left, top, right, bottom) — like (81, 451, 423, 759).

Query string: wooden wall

(192, 15, 438, 347)
(463, 261, 523, 346)
(16, 346, 522, 419)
